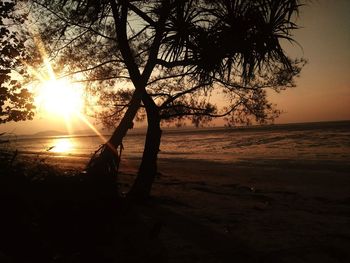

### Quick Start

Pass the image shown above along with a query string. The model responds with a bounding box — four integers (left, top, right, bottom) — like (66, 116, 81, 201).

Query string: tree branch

(129, 24, 150, 42)
(32, 1, 116, 41)
(110, 0, 142, 83)
(127, 2, 157, 27)
(161, 102, 241, 119)
(212, 77, 260, 91)
(147, 71, 189, 85)
(58, 59, 124, 79)
(72, 75, 130, 83)
(160, 81, 211, 108)
(141, 0, 171, 83)
(156, 58, 194, 68)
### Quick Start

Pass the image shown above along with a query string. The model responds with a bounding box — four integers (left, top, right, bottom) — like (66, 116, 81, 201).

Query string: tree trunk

(86, 90, 142, 179)
(128, 103, 162, 200)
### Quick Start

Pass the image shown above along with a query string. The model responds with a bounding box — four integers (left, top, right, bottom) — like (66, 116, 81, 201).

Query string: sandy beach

(33, 154, 350, 263)
(128, 158, 350, 262)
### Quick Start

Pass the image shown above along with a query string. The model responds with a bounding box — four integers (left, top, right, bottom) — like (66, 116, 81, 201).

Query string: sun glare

(50, 138, 74, 153)
(29, 36, 108, 145)
(35, 78, 84, 118)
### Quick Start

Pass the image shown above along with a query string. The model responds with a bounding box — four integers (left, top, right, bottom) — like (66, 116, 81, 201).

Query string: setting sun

(35, 78, 84, 118)
(26, 37, 85, 119)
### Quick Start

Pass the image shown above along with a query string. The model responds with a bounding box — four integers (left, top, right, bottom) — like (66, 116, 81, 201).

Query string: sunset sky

(271, 0, 350, 124)
(1, 0, 349, 135)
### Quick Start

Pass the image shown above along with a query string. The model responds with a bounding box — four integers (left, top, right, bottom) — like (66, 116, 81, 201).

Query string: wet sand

(40, 154, 350, 262)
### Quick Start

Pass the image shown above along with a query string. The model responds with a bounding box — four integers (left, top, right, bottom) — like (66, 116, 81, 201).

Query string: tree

(30, 0, 305, 200)
(0, 0, 34, 124)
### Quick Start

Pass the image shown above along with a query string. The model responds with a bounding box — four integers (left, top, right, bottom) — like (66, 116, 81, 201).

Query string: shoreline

(2, 119, 349, 138)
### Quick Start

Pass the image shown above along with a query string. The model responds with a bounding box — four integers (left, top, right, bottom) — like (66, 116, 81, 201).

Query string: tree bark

(128, 99, 162, 200)
(86, 90, 142, 179)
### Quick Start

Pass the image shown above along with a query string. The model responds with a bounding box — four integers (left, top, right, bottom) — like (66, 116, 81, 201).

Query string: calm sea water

(2, 121, 350, 168)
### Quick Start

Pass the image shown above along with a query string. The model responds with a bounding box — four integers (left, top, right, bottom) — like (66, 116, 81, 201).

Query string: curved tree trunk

(128, 100, 162, 200)
(86, 90, 142, 179)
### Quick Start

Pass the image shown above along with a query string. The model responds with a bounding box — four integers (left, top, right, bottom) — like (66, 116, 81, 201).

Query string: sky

(1, 0, 349, 134)
(270, 0, 350, 123)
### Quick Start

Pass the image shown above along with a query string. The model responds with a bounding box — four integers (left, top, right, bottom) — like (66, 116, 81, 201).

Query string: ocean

(1, 121, 350, 170)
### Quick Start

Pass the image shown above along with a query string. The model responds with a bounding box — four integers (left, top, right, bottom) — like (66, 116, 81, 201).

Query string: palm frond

(187, 0, 303, 83)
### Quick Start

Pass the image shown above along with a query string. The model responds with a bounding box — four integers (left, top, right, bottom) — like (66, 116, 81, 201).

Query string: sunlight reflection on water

(49, 138, 75, 153)
(4, 121, 349, 165)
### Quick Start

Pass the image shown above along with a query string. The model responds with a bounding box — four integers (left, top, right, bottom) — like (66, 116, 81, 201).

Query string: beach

(29, 154, 350, 262)
(1, 121, 350, 262)
(114, 156, 350, 263)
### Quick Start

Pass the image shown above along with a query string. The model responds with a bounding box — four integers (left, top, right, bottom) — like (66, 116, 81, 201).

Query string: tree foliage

(0, 0, 34, 124)
(31, 0, 304, 128)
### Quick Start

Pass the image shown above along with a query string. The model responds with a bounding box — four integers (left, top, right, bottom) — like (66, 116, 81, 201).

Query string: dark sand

(38, 155, 350, 263)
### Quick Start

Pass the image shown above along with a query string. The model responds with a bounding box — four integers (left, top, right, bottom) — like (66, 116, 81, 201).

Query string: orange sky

(1, 0, 349, 134)
(271, 0, 350, 124)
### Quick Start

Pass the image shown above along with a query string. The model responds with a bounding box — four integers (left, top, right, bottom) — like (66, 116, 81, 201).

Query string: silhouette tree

(0, 0, 34, 124)
(31, 0, 305, 200)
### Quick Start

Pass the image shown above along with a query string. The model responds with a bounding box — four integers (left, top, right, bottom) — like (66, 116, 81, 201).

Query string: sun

(28, 37, 85, 120)
(35, 78, 84, 118)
